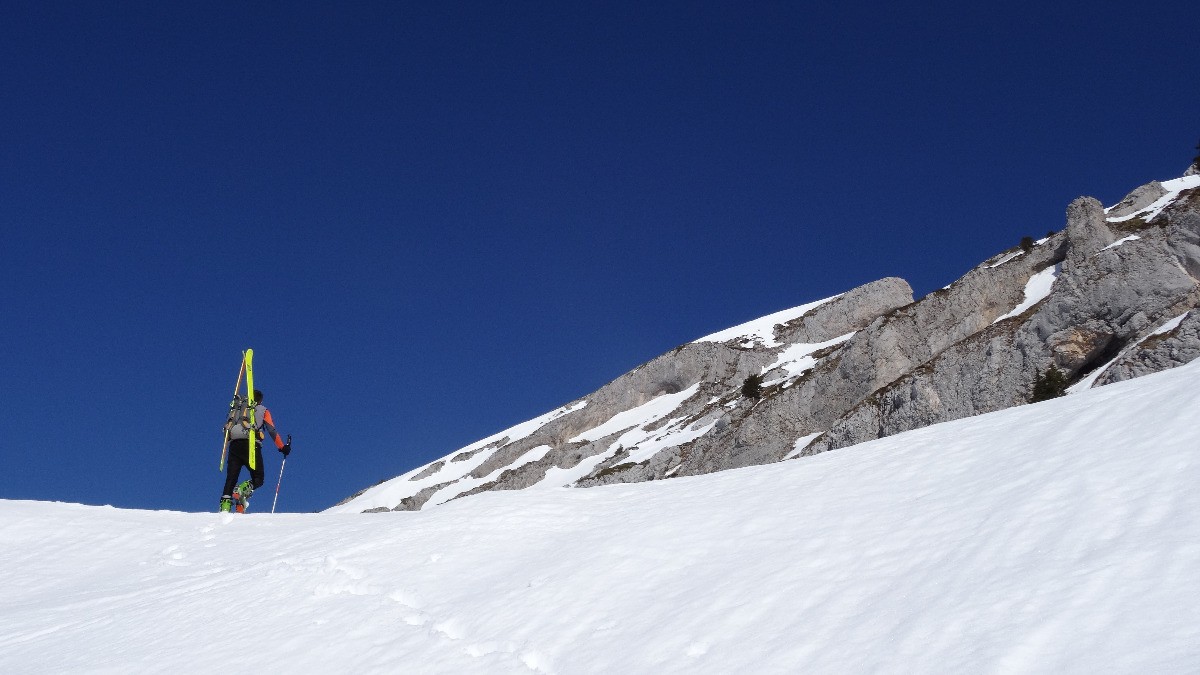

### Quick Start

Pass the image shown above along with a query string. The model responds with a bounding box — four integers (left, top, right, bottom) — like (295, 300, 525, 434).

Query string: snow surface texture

(4, 360, 1200, 673)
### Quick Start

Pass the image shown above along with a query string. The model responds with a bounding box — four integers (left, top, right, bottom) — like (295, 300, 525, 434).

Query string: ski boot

(219, 496, 233, 513)
(234, 480, 255, 513)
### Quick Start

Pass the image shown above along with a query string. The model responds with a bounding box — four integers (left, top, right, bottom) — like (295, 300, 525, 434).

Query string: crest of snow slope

(985, 235, 1051, 269)
(693, 293, 841, 347)
(1106, 174, 1200, 223)
(4, 360, 1200, 674)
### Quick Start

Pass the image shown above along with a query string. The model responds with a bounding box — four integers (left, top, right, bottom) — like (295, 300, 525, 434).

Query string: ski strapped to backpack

(246, 349, 257, 470)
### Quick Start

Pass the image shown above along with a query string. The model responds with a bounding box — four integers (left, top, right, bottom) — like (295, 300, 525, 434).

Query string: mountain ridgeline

(332, 168, 1200, 513)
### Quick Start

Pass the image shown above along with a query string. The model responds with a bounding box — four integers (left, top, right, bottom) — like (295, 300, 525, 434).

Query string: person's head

(254, 389, 264, 404)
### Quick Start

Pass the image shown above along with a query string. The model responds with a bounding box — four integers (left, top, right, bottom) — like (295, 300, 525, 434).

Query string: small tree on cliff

(742, 373, 764, 399)
(1031, 365, 1069, 402)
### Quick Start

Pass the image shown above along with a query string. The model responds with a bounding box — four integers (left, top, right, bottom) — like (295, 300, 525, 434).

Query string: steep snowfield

(4, 360, 1200, 673)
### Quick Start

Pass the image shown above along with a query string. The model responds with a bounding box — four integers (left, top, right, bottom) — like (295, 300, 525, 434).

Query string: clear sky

(1, 2, 1195, 513)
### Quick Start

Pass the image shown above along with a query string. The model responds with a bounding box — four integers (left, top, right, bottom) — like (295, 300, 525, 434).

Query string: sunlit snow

(4, 360, 1200, 673)
(337, 400, 587, 511)
(785, 431, 822, 459)
(986, 236, 1050, 269)
(987, 250, 1024, 268)
(993, 264, 1060, 324)
(693, 294, 842, 347)
(570, 385, 699, 443)
(1102, 234, 1140, 251)
(762, 331, 855, 384)
(1106, 174, 1200, 223)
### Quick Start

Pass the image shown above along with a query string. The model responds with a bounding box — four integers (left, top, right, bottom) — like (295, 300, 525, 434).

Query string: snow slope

(4, 360, 1200, 673)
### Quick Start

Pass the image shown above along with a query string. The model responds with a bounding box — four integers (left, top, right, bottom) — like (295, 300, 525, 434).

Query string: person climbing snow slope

(221, 389, 290, 512)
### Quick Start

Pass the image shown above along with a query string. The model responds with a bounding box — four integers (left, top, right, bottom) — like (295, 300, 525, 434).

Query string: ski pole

(271, 434, 291, 514)
(271, 459, 286, 513)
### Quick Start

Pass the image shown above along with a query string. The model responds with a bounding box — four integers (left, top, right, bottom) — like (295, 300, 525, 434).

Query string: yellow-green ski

(246, 348, 257, 470)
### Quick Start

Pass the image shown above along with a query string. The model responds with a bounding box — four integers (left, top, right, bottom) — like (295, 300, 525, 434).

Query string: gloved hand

(280, 440, 292, 457)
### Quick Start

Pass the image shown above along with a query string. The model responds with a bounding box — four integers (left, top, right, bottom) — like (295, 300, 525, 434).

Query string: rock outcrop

(331, 170, 1200, 513)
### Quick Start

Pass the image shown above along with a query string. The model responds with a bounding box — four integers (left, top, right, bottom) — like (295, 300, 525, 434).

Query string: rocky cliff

(331, 170, 1200, 513)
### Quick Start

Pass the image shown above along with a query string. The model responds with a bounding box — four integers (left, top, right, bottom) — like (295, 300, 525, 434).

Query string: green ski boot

(219, 496, 233, 513)
(234, 480, 255, 513)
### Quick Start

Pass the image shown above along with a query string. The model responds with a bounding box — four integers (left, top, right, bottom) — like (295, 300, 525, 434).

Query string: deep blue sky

(1, 2, 1195, 513)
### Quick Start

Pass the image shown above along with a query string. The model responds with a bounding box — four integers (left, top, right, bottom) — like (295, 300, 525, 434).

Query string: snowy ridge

(335, 168, 1200, 514)
(693, 294, 841, 347)
(1107, 174, 1200, 223)
(331, 288, 866, 512)
(342, 400, 587, 509)
(5, 359, 1200, 673)
(985, 236, 1050, 269)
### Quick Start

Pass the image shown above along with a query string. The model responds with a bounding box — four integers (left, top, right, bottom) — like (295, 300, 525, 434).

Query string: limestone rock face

(1094, 310, 1200, 384)
(332, 171, 1200, 513)
(807, 181, 1200, 456)
(1064, 196, 1117, 270)
(1106, 181, 1167, 220)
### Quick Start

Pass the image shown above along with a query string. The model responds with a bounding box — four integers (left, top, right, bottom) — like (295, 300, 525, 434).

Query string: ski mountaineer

(220, 389, 291, 513)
